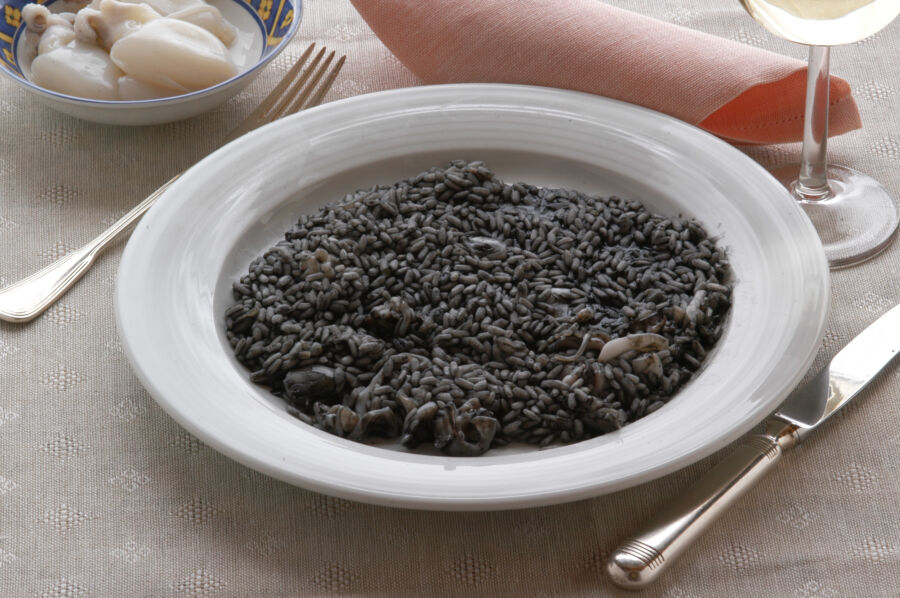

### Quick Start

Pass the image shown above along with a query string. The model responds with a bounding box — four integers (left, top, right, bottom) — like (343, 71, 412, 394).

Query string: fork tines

(223, 43, 346, 144)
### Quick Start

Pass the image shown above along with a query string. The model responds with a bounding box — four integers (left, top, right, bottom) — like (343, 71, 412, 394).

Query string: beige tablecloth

(2, 1, 899, 596)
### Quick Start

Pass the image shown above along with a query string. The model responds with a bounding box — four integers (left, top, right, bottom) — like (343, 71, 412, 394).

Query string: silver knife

(606, 302, 900, 590)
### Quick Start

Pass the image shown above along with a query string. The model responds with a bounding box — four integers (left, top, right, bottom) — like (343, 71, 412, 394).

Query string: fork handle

(606, 419, 800, 590)
(0, 174, 180, 323)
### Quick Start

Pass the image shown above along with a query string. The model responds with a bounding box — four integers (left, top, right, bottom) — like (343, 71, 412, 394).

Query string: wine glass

(739, 0, 900, 268)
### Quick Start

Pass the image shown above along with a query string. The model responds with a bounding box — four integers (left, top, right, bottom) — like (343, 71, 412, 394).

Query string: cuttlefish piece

(30, 41, 123, 100)
(110, 18, 238, 91)
(597, 333, 668, 363)
(631, 352, 664, 377)
(555, 332, 608, 363)
(117, 74, 182, 100)
(23, 5, 76, 53)
(23, 4, 51, 33)
(168, 5, 237, 45)
(685, 290, 707, 325)
(74, 0, 162, 51)
(118, 0, 206, 17)
(444, 415, 498, 457)
(112, 0, 237, 44)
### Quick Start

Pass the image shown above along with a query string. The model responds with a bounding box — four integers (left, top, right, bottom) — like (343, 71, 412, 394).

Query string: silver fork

(0, 43, 345, 324)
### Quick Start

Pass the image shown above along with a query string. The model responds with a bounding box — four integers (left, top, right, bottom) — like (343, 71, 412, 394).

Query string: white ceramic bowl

(0, 0, 301, 125)
(116, 84, 830, 510)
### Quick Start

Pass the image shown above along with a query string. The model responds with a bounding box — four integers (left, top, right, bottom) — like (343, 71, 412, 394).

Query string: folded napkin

(350, 0, 862, 145)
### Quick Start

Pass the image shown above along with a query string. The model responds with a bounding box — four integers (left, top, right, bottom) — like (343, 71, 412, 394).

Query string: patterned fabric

(1, 1, 898, 596)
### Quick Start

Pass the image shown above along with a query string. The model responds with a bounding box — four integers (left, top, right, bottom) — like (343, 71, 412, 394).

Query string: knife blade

(775, 302, 900, 437)
(606, 302, 900, 590)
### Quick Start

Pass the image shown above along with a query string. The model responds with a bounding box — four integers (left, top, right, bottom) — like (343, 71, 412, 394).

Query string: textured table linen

(1, 1, 899, 597)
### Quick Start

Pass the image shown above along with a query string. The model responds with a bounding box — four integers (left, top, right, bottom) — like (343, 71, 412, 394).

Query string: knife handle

(606, 419, 800, 590)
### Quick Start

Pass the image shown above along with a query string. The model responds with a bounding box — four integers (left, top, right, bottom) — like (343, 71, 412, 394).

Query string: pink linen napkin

(349, 0, 862, 145)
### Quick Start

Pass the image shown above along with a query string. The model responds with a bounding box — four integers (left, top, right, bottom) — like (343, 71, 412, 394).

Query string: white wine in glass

(740, 0, 900, 268)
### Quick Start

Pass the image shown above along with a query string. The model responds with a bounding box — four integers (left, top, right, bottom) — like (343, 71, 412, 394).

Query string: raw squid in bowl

(0, 0, 301, 124)
(165, 4, 238, 45)
(73, 0, 161, 49)
(31, 41, 121, 100)
(21, 0, 242, 100)
(111, 18, 238, 92)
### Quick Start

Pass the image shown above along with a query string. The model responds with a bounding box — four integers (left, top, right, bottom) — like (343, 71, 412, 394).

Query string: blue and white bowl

(0, 0, 301, 125)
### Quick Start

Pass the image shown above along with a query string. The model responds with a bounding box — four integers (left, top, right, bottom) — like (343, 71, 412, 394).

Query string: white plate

(116, 84, 829, 510)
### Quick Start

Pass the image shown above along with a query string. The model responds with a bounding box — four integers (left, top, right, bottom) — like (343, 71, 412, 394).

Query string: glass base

(771, 164, 900, 269)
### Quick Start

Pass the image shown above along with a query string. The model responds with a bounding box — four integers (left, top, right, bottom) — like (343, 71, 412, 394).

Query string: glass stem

(795, 45, 832, 201)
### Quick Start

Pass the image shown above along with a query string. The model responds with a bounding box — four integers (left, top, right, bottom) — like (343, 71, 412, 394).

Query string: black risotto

(224, 161, 732, 456)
